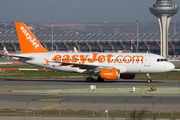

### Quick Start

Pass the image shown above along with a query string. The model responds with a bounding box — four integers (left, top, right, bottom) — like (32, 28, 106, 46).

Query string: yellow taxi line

(42, 104, 59, 109)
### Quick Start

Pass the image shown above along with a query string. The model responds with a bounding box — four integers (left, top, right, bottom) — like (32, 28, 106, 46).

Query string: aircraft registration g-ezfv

(11, 22, 175, 83)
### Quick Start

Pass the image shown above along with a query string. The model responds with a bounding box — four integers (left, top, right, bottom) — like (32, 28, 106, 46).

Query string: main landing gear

(86, 77, 93, 82)
(146, 73, 152, 83)
(86, 76, 104, 82)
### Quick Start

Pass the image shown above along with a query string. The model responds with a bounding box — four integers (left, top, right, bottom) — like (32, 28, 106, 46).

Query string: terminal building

(0, 33, 180, 56)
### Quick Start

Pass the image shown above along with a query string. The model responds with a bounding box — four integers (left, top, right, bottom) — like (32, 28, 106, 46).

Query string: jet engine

(99, 69, 120, 80)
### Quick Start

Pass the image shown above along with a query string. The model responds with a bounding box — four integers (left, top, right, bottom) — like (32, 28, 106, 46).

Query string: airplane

(3, 47, 20, 55)
(9, 22, 175, 83)
(3, 47, 8, 55)
(74, 47, 79, 53)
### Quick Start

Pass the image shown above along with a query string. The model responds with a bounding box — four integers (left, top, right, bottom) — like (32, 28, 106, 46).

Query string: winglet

(15, 22, 49, 53)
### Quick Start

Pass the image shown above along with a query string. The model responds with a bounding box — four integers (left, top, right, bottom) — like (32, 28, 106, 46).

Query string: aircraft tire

(147, 79, 152, 83)
(86, 77, 93, 82)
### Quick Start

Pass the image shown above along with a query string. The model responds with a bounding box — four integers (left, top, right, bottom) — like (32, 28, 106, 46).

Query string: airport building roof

(0, 33, 180, 43)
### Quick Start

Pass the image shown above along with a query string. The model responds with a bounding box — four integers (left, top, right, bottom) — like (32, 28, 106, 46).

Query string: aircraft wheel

(86, 77, 93, 82)
(97, 77, 104, 82)
(146, 73, 152, 83)
(147, 79, 152, 83)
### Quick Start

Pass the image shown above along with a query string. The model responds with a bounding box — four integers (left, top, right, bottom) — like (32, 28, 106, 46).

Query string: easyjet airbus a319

(10, 22, 175, 83)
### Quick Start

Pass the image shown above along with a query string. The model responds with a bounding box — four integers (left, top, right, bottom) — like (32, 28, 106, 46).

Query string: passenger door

(144, 55, 150, 67)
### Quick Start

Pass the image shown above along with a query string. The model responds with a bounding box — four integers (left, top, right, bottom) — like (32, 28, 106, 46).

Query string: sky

(0, 0, 180, 24)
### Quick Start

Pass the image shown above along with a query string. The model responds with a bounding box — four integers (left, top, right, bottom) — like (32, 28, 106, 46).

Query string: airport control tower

(149, 0, 179, 57)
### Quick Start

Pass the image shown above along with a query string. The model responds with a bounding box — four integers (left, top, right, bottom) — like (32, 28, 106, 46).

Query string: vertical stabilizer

(3, 47, 8, 55)
(15, 22, 49, 53)
(74, 47, 78, 52)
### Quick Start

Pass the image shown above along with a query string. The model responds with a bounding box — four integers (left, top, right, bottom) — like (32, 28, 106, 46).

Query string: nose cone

(167, 62, 175, 71)
(171, 63, 175, 70)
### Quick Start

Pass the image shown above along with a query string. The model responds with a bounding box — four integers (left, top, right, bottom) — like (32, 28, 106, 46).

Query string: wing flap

(53, 61, 115, 70)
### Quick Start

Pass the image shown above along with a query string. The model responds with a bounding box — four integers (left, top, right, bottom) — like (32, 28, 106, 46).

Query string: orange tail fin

(15, 22, 49, 53)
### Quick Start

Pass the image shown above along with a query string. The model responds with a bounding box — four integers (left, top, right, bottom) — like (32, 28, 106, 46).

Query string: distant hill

(0, 22, 179, 35)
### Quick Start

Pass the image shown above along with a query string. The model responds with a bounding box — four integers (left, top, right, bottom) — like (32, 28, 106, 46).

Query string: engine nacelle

(99, 69, 120, 80)
(120, 74, 136, 79)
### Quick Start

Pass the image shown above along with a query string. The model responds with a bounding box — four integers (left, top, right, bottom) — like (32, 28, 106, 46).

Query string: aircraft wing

(50, 61, 130, 74)
(7, 55, 33, 61)
(52, 61, 116, 70)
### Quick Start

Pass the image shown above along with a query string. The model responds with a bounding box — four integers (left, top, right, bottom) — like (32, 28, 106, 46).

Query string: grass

(0, 64, 179, 80)
(0, 70, 88, 78)
(0, 108, 179, 118)
(0, 64, 40, 68)
(12, 87, 180, 94)
(134, 71, 180, 80)
(0, 64, 88, 78)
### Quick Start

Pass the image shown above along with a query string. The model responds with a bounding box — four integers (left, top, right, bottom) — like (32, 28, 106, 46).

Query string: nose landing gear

(147, 73, 152, 83)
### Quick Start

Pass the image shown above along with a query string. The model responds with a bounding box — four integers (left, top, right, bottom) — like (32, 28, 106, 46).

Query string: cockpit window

(164, 59, 167, 61)
(157, 58, 167, 62)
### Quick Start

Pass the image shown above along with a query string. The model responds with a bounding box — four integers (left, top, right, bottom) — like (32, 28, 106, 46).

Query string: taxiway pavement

(0, 79, 179, 111)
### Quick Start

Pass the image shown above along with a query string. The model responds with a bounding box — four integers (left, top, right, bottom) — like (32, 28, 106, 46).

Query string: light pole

(51, 21, 53, 51)
(159, 97, 162, 120)
(26, 100, 29, 120)
(136, 19, 139, 52)
(106, 106, 108, 120)
(126, 97, 129, 120)
(172, 106, 174, 120)
(174, 21, 176, 34)
(33, 108, 35, 120)
(93, 98, 97, 120)
(152, 95, 154, 120)
(4, 23, 7, 36)
(131, 35, 133, 53)
(59, 100, 61, 120)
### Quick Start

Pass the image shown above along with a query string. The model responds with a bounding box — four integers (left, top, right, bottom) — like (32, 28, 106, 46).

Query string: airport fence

(0, 96, 179, 120)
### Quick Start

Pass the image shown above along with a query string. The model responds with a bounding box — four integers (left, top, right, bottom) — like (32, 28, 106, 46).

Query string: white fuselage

(13, 52, 175, 74)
